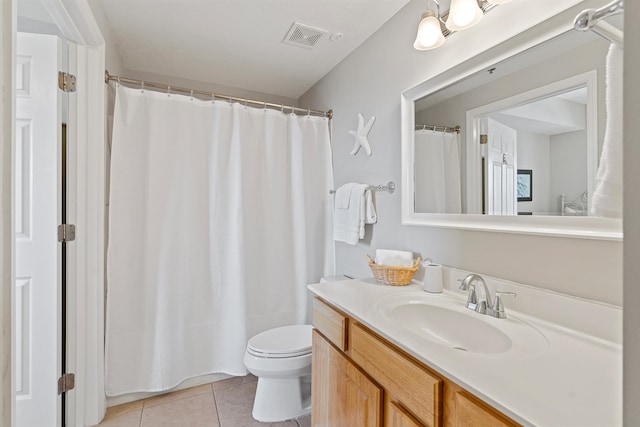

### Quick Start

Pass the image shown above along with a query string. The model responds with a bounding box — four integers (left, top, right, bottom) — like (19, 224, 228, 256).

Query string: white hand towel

(364, 189, 377, 225)
(375, 249, 413, 267)
(335, 183, 355, 209)
(591, 44, 623, 218)
(333, 183, 368, 245)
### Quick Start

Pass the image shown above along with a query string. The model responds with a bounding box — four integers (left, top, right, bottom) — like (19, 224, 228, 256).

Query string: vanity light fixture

(414, 7, 446, 50)
(414, 0, 503, 51)
(446, 0, 484, 31)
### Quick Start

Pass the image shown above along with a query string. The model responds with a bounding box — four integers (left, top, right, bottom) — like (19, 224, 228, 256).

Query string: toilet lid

(247, 324, 312, 358)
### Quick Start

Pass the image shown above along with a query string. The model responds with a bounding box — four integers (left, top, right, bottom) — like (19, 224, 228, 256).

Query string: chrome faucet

(459, 273, 516, 319)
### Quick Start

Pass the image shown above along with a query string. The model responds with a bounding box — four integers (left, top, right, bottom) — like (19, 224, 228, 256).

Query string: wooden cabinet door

(349, 322, 442, 427)
(312, 330, 382, 427)
(453, 390, 520, 427)
(386, 399, 424, 427)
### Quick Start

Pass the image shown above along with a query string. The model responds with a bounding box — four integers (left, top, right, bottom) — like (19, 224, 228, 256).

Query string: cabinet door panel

(350, 322, 442, 427)
(386, 399, 424, 427)
(312, 330, 382, 427)
(455, 391, 520, 427)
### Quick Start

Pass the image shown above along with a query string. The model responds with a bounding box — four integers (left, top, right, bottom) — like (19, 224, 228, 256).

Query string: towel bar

(330, 181, 395, 195)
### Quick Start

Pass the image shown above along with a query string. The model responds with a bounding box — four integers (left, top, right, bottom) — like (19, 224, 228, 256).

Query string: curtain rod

(104, 70, 333, 119)
(574, 0, 623, 47)
(415, 124, 461, 134)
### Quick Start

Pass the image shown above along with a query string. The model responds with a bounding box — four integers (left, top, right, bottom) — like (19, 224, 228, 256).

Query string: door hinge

(58, 224, 76, 242)
(58, 373, 75, 395)
(58, 71, 77, 93)
(479, 134, 488, 144)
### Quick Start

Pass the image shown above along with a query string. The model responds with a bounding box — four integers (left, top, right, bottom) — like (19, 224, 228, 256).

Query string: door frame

(465, 70, 598, 216)
(3, 1, 106, 426)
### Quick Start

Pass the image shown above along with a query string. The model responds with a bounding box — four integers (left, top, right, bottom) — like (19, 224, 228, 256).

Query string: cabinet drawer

(349, 322, 443, 427)
(312, 298, 348, 351)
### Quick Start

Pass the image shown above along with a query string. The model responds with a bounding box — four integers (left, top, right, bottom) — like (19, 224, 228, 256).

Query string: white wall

(516, 131, 552, 214)
(551, 130, 588, 208)
(118, 68, 297, 108)
(624, 0, 640, 424)
(299, 0, 622, 306)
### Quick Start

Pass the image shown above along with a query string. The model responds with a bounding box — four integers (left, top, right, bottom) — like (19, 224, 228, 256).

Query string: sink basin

(376, 293, 549, 355)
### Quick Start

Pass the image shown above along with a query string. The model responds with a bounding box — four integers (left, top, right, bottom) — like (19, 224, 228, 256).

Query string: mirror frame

(401, 21, 622, 241)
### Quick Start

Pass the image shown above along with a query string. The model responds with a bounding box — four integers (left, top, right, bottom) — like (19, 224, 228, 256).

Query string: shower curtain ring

(167, 86, 171, 97)
(190, 89, 194, 100)
(117, 76, 121, 86)
(141, 81, 144, 93)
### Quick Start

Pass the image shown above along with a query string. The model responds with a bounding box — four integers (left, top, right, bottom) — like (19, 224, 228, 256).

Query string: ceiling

(95, 0, 411, 99)
(493, 87, 588, 136)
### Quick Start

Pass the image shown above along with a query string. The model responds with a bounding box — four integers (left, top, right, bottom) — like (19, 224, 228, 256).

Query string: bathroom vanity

(308, 277, 621, 426)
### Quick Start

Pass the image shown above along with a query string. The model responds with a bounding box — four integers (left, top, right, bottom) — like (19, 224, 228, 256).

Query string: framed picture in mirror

(517, 169, 533, 202)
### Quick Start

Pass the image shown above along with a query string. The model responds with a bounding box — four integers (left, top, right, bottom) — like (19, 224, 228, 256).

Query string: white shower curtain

(414, 130, 462, 213)
(105, 85, 334, 396)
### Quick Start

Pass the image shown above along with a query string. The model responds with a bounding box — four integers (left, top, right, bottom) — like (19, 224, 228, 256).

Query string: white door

(486, 118, 517, 215)
(15, 32, 62, 427)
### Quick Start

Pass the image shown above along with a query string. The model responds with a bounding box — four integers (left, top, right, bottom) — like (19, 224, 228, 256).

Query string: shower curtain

(105, 85, 334, 396)
(414, 130, 462, 213)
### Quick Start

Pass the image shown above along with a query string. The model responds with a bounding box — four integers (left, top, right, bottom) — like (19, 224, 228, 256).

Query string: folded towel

(333, 183, 369, 245)
(364, 189, 377, 225)
(335, 183, 356, 209)
(376, 249, 413, 267)
(591, 43, 623, 218)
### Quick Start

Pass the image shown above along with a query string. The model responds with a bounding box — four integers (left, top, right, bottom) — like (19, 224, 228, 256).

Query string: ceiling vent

(283, 22, 328, 49)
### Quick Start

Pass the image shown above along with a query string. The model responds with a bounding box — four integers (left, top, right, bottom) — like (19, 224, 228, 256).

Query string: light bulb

(446, 0, 483, 31)
(413, 11, 445, 50)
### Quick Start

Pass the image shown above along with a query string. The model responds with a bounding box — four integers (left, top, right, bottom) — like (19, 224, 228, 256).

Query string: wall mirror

(401, 18, 622, 240)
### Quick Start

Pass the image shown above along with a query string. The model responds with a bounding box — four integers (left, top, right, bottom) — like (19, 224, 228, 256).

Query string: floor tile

(295, 414, 311, 427)
(214, 379, 300, 427)
(263, 421, 298, 427)
(211, 374, 257, 392)
(141, 393, 219, 427)
(104, 400, 144, 420)
(213, 380, 258, 426)
(95, 409, 142, 427)
(98, 376, 305, 427)
(143, 383, 213, 408)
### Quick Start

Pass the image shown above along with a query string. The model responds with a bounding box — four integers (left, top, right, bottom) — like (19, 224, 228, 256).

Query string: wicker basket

(366, 255, 421, 286)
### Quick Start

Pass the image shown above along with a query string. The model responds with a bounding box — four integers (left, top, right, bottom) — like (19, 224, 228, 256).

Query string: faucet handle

(489, 291, 517, 319)
(458, 278, 479, 310)
(465, 286, 478, 311)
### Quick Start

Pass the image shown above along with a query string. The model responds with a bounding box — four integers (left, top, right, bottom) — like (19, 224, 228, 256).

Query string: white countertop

(308, 278, 622, 427)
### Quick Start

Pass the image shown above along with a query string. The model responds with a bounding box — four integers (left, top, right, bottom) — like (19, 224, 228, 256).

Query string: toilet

(243, 324, 313, 422)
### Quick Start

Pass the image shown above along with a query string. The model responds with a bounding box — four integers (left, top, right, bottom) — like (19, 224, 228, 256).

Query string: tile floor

(95, 375, 311, 427)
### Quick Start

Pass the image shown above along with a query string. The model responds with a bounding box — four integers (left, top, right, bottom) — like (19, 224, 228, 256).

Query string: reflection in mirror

(465, 73, 596, 216)
(412, 29, 609, 216)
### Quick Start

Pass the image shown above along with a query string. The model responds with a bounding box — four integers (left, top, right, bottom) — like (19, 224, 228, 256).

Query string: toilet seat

(247, 324, 312, 358)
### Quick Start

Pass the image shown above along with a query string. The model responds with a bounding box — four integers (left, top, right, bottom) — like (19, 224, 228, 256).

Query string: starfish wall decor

(349, 113, 375, 156)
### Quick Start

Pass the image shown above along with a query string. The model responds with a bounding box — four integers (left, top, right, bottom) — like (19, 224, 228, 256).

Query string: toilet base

(251, 375, 311, 422)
